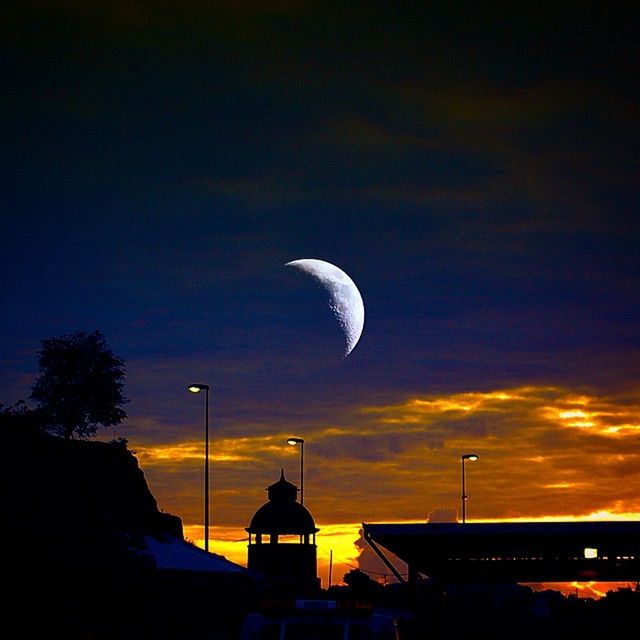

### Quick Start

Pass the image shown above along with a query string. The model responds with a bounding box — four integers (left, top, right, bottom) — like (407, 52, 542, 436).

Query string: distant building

(246, 469, 320, 593)
(363, 521, 640, 585)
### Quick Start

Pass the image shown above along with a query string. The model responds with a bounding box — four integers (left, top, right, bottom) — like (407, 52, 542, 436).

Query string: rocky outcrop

(3, 425, 259, 638)
(7, 433, 182, 571)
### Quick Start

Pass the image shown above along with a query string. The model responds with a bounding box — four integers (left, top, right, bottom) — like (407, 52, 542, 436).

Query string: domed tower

(246, 469, 320, 593)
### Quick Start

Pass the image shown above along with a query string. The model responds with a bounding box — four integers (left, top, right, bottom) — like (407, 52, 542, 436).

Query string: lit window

(584, 547, 598, 559)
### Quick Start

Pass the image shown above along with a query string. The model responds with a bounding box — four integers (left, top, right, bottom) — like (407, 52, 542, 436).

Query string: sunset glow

(130, 383, 640, 594)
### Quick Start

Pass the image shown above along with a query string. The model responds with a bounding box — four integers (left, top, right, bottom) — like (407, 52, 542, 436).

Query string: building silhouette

(364, 521, 640, 585)
(246, 469, 320, 593)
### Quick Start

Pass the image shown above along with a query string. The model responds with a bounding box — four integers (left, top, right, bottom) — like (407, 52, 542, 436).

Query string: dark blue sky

(1, 4, 639, 543)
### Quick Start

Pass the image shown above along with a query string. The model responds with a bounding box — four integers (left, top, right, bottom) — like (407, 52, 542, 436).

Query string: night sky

(2, 3, 639, 589)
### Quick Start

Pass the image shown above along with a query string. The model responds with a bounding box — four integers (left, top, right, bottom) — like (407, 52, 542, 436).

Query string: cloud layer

(129, 383, 640, 583)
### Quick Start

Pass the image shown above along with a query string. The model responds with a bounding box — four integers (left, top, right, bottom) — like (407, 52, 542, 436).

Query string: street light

(188, 383, 210, 551)
(287, 437, 305, 505)
(461, 453, 479, 524)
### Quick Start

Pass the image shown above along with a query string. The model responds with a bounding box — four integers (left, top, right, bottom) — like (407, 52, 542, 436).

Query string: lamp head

(462, 453, 479, 461)
(287, 437, 304, 446)
(188, 383, 210, 393)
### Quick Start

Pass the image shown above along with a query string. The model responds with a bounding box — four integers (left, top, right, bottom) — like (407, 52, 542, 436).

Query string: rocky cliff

(6, 429, 182, 571)
(3, 425, 258, 638)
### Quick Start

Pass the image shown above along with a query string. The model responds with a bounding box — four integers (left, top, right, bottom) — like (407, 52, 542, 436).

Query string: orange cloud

(136, 435, 291, 466)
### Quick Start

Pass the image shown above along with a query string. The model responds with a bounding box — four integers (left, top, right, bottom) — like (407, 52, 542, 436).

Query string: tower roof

(246, 469, 318, 534)
(267, 468, 298, 502)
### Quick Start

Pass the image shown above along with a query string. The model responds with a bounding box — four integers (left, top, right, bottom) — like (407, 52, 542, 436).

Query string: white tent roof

(144, 535, 246, 573)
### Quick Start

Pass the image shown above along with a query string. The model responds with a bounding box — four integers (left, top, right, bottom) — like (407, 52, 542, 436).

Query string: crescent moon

(285, 258, 365, 356)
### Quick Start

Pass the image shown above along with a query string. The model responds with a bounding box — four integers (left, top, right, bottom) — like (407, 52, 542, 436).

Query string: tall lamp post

(287, 437, 305, 505)
(461, 453, 479, 524)
(188, 383, 210, 551)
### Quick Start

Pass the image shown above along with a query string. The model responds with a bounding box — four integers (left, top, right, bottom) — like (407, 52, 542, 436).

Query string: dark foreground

(10, 570, 638, 639)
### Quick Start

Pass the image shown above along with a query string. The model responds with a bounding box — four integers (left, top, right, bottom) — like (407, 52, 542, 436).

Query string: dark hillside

(2, 424, 258, 638)
(6, 431, 182, 572)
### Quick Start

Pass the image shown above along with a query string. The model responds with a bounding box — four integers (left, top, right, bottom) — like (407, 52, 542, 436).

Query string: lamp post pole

(287, 437, 305, 505)
(189, 383, 210, 551)
(461, 453, 479, 524)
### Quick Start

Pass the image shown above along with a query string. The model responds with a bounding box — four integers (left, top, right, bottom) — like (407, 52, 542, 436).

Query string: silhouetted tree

(343, 568, 382, 594)
(30, 330, 127, 439)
